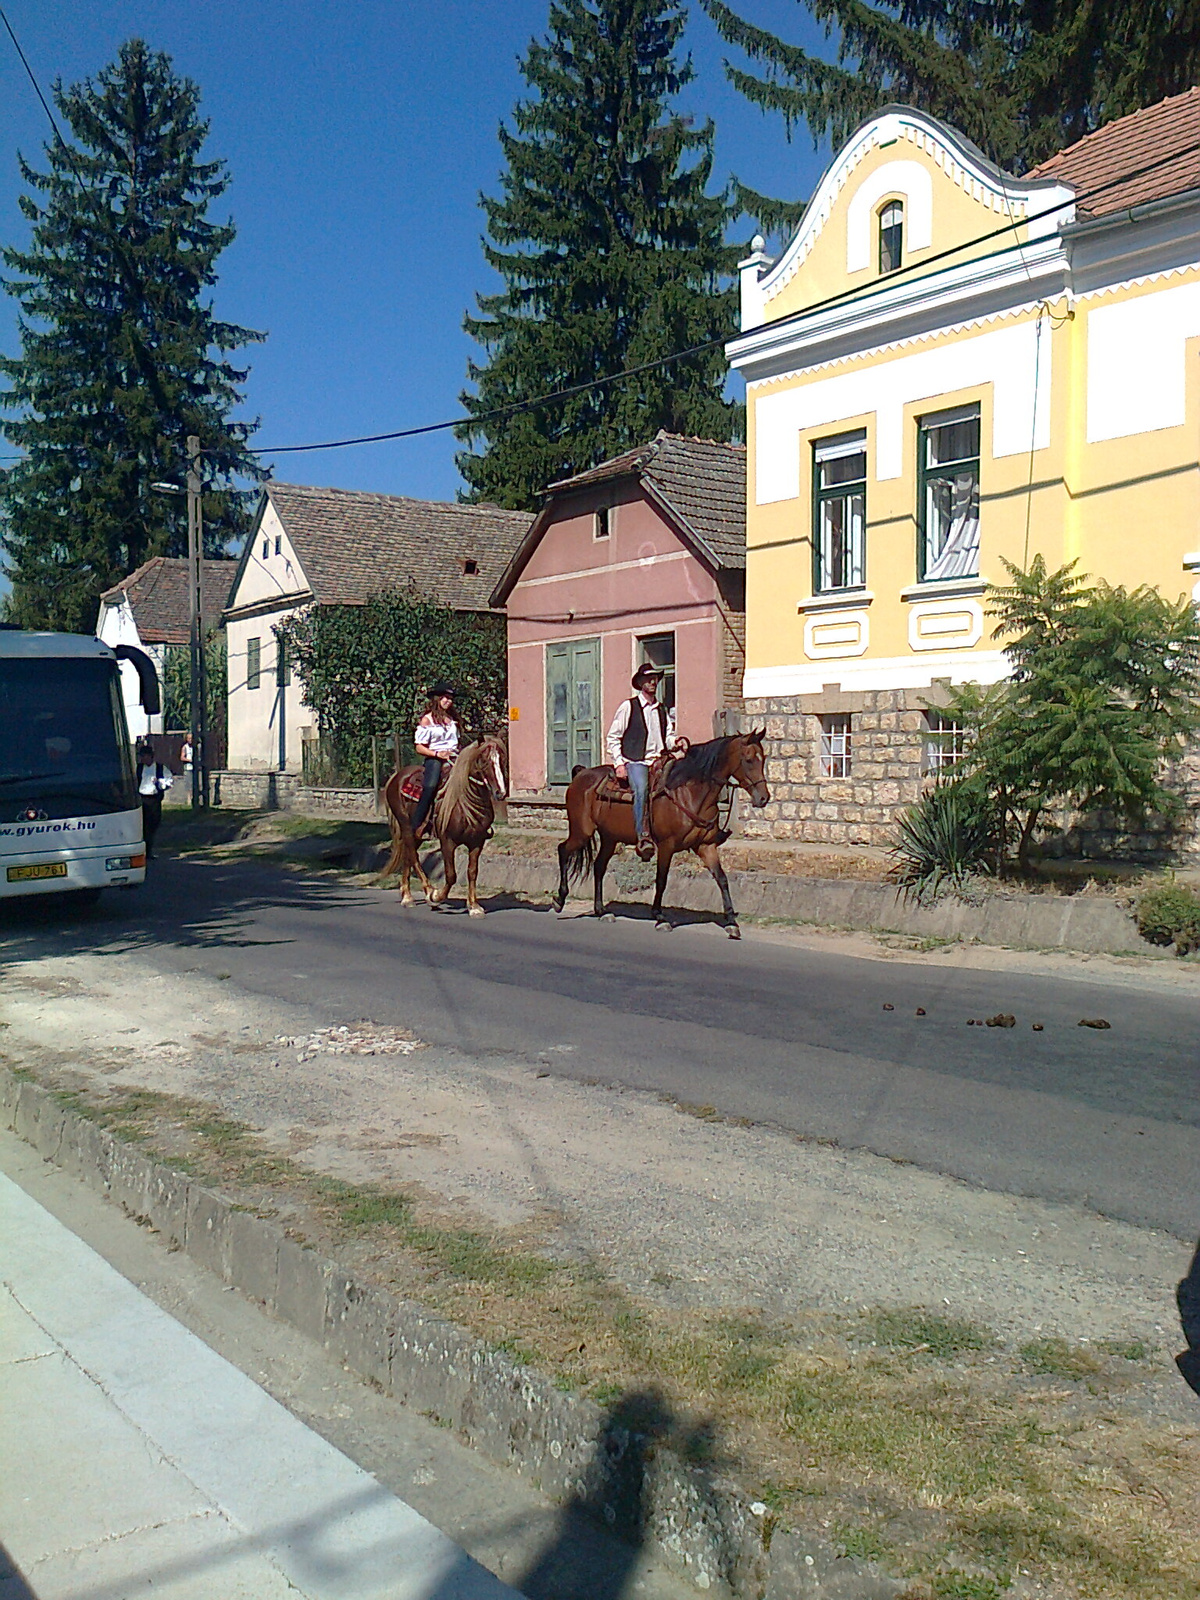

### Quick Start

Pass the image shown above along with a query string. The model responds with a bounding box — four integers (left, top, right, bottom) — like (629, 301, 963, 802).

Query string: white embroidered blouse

(414, 716, 459, 758)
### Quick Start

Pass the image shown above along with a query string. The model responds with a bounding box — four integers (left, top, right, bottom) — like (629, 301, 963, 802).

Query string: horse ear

(752, 727, 766, 744)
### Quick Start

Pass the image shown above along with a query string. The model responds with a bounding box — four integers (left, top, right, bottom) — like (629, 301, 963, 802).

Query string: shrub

(1136, 880, 1200, 954)
(890, 782, 996, 903)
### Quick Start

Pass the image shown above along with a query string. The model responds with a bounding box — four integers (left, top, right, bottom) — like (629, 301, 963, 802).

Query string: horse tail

(561, 832, 598, 889)
(378, 773, 407, 880)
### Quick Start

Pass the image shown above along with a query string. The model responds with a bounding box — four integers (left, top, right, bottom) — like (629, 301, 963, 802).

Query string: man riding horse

(605, 663, 679, 860)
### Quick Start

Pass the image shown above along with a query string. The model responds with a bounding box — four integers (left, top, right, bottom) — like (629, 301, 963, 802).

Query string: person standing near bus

(135, 739, 173, 858)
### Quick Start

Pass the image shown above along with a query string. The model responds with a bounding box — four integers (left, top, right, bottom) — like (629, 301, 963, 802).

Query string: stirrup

(636, 835, 656, 861)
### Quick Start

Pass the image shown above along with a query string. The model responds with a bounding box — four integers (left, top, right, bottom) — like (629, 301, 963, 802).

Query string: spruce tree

(1, 39, 264, 633)
(457, 0, 740, 510)
(704, 0, 1200, 221)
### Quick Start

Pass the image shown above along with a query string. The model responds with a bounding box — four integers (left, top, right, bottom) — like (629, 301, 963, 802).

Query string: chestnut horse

(381, 735, 507, 914)
(552, 731, 769, 938)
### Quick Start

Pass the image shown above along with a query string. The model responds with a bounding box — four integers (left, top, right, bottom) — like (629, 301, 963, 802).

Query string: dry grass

(31, 1070, 1200, 1598)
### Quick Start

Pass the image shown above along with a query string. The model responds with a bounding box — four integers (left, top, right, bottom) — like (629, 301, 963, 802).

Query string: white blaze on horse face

(491, 748, 507, 798)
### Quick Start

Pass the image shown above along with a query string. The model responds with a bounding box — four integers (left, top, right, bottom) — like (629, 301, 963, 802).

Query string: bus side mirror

(113, 644, 162, 715)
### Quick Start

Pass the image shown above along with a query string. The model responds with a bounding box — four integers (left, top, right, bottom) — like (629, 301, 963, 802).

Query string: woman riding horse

(381, 689, 507, 913)
(552, 731, 769, 938)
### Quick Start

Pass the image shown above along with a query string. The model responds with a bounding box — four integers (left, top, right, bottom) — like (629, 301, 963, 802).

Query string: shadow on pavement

(0, 1541, 39, 1598)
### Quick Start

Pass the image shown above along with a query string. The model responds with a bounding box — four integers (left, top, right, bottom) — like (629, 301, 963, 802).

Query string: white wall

(225, 608, 314, 773)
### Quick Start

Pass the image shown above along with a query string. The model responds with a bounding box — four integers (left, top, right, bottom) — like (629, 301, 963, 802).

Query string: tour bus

(0, 629, 161, 904)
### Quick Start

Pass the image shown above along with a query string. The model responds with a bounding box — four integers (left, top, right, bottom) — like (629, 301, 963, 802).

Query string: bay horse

(381, 735, 507, 915)
(552, 731, 769, 938)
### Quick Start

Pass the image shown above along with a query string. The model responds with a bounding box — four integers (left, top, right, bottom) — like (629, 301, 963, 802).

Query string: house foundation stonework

(742, 689, 934, 847)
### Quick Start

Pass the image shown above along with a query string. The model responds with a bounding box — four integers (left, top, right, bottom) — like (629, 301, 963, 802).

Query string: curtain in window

(925, 471, 979, 581)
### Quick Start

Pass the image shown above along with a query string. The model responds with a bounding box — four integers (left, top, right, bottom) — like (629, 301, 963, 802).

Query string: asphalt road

(4, 853, 1199, 1239)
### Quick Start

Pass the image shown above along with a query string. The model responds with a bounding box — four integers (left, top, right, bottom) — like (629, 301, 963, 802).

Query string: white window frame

(813, 431, 867, 593)
(819, 713, 852, 778)
(922, 711, 967, 774)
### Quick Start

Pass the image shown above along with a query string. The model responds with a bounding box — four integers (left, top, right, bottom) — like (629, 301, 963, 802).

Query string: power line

(5, 5, 1200, 465)
(253, 133, 1200, 456)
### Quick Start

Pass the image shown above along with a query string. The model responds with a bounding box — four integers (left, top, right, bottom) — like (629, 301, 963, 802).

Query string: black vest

(620, 697, 667, 761)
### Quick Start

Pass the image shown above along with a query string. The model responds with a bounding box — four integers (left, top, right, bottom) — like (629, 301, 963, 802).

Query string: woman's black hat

(427, 680, 456, 699)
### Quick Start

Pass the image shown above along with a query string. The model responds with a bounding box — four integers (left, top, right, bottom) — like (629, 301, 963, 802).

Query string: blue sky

(0, 0, 832, 502)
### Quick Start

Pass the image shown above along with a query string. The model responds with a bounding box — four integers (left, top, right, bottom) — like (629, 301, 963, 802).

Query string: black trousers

(411, 758, 442, 833)
(141, 794, 163, 856)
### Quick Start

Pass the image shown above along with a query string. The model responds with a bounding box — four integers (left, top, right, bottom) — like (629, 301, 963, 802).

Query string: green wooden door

(546, 638, 600, 785)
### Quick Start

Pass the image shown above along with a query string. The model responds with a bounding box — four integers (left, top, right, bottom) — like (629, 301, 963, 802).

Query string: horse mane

(665, 734, 738, 790)
(435, 737, 501, 833)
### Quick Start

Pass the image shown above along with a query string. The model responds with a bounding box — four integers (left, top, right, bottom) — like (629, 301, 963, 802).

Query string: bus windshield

(0, 656, 137, 817)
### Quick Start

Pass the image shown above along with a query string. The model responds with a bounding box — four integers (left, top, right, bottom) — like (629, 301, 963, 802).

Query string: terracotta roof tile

(261, 483, 533, 612)
(1026, 87, 1200, 218)
(548, 431, 746, 569)
(99, 557, 237, 643)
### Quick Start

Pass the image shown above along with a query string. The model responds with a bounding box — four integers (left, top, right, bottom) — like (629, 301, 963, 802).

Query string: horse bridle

(662, 741, 756, 840)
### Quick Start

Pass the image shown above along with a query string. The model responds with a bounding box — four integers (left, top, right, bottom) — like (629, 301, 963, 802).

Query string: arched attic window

(878, 200, 904, 275)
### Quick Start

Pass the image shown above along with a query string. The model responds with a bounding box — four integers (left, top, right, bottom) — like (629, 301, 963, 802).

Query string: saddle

(593, 753, 675, 805)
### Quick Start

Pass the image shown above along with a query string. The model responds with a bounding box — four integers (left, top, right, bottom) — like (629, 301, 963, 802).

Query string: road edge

(0, 1067, 903, 1600)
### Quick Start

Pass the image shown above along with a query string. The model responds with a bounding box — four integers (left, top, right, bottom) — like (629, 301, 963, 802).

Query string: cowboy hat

(427, 680, 456, 699)
(631, 664, 661, 690)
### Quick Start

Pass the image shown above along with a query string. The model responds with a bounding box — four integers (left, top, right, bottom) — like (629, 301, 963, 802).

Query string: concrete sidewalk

(0, 1171, 518, 1600)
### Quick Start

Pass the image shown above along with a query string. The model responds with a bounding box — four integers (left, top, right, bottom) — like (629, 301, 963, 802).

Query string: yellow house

(728, 91, 1200, 849)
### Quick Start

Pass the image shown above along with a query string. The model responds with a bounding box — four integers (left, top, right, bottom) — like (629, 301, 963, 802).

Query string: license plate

(7, 862, 68, 882)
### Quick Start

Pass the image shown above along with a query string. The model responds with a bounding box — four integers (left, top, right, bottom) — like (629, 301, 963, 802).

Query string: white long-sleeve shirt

(606, 692, 676, 766)
(414, 716, 459, 758)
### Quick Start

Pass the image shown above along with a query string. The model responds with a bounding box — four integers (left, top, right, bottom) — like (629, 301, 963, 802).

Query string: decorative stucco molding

(743, 647, 1010, 699)
(753, 108, 1073, 311)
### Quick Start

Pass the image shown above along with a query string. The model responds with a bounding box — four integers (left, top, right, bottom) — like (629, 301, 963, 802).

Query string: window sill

(798, 589, 874, 613)
(1184, 551, 1200, 571)
(900, 578, 985, 602)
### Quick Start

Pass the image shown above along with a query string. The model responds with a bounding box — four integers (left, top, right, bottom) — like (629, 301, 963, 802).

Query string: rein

(662, 753, 743, 840)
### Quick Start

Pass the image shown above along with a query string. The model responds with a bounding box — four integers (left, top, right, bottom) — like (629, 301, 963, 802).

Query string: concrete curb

(1, 1070, 901, 1600)
(447, 852, 1145, 956)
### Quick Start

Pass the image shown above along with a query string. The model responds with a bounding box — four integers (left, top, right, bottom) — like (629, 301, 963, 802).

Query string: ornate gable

(740, 108, 1075, 329)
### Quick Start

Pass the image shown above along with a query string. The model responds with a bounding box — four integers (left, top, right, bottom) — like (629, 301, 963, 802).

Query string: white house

(222, 482, 532, 773)
(97, 558, 236, 740)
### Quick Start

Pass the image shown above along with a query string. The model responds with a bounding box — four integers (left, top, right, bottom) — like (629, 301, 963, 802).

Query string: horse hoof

(727, 923, 741, 940)
(468, 905, 485, 917)
(655, 919, 672, 932)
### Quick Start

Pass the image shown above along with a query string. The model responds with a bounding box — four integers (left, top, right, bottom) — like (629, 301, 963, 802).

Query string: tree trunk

(1017, 806, 1042, 872)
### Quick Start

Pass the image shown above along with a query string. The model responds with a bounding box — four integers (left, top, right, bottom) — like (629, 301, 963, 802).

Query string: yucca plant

(890, 780, 997, 904)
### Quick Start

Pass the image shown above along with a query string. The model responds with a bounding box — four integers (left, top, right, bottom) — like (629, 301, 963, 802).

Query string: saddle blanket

(398, 766, 447, 805)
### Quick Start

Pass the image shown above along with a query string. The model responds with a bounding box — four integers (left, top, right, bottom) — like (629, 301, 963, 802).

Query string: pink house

(490, 432, 746, 797)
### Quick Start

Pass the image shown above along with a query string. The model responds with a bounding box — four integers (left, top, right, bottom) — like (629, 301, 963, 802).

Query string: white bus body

(0, 631, 156, 902)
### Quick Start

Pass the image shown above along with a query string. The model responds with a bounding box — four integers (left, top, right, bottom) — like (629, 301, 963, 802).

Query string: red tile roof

(99, 557, 237, 643)
(1026, 87, 1200, 219)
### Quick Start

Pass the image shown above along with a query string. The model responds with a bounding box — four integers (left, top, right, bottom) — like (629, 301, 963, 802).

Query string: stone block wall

(741, 688, 933, 847)
(741, 692, 1200, 860)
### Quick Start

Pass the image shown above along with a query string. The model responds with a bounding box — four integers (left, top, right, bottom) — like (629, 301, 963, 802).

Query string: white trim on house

(752, 317, 1052, 503)
(511, 550, 692, 589)
(743, 648, 1010, 699)
(744, 108, 1074, 319)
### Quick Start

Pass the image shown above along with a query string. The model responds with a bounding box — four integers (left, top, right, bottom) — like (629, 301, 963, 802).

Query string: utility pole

(185, 435, 208, 810)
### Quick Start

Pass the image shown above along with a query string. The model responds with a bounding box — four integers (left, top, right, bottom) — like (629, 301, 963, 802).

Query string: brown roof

(99, 557, 237, 644)
(546, 431, 746, 569)
(1026, 88, 1200, 219)
(254, 483, 532, 613)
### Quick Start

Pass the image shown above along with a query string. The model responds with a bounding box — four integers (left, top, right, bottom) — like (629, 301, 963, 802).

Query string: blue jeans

(412, 757, 442, 834)
(626, 760, 650, 838)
